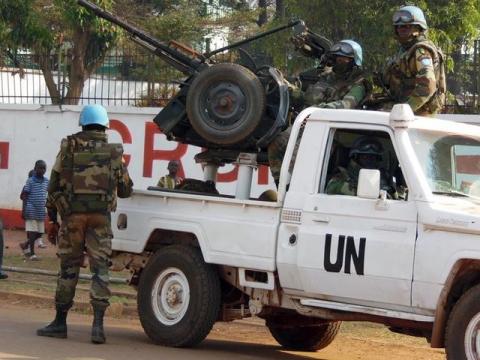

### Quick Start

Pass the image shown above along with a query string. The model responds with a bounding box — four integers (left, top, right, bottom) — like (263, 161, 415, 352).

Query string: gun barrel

(77, 0, 202, 75)
(205, 20, 301, 58)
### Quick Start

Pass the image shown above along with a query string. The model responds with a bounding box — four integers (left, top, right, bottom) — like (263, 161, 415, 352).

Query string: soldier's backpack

(61, 134, 123, 213)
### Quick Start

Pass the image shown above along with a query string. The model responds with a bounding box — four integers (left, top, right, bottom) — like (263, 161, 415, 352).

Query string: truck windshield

(409, 128, 480, 200)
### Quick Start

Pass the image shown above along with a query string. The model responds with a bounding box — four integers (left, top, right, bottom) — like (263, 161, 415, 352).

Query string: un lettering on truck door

(324, 234, 366, 275)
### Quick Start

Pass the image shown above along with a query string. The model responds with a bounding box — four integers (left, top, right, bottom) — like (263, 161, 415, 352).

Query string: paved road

(0, 304, 311, 360)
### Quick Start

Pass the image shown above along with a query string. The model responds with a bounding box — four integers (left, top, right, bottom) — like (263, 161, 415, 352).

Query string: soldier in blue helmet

(268, 39, 371, 187)
(38, 104, 133, 344)
(382, 5, 446, 116)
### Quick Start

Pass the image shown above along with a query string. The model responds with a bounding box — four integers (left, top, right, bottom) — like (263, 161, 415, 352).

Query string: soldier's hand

(46, 221, 60, 245)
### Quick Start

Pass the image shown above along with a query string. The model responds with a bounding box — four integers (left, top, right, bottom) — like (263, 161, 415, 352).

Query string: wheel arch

(431, 258, 480, 348)
(143, 221, 211, 263)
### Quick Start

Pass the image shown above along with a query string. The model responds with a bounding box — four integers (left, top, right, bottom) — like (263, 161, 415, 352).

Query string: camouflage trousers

(55, 213, 113, 311)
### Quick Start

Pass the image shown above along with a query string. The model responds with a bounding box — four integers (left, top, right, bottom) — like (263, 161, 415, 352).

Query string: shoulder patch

(421, 58, 433, 67)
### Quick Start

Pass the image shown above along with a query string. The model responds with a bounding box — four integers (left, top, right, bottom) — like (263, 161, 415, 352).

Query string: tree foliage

(0, 0, 119, 104)
(252, 0, 480, 77)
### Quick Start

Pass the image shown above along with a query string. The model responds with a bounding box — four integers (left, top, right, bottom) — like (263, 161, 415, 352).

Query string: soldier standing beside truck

(268, 40, 370, 186)
(381, 5, 446, 116)
(37, 104, 133, 344)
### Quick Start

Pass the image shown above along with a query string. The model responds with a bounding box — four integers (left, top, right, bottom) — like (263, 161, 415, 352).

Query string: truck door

(293, 127, 417, 307)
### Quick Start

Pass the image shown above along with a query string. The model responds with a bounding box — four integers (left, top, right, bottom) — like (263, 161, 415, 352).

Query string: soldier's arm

(406, 47, 437, 111)
(325, 168, 356, 195)
(117, 157, 134, 198)
(320, 83, 366, 109)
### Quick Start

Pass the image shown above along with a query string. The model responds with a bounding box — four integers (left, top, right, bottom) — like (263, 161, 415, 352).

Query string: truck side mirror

(357, 169, 381, 199)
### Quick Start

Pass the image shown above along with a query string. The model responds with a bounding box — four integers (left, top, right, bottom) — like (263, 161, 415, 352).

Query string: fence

(1, 41, 479, 113)
(0, 48, 180, 107)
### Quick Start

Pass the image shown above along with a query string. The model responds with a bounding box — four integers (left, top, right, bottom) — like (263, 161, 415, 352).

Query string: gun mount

(77, 1, 330, 163)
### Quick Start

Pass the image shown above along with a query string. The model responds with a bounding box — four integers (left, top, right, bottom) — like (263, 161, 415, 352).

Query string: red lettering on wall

(258, 165, 270, 185)
(143, 122, 188, 178)
(109, 119, 132, 166)
(217, 165, 238, 182)
(0, 142, 9, 169)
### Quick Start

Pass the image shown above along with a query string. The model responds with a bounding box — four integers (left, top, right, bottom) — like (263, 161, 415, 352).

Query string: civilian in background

(19, 160, 49, 260)
(157, 160, 183, 189)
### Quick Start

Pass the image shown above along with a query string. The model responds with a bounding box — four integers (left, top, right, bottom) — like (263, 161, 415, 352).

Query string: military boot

(37, 307, 68, 338)
(91, 308, 106, 344)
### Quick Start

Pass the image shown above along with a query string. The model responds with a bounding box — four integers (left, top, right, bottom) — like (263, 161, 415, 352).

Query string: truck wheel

(137, 245, 220, 347)
(267, 321, 341, 351)
(186, 63, 266, 145)
(446, 284, 480, 360)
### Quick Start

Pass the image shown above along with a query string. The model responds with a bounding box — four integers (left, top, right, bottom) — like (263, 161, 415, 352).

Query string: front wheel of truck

(137, 245, 220, 347)
(446, 283, 480, 360)
(267, 321, 341, 351)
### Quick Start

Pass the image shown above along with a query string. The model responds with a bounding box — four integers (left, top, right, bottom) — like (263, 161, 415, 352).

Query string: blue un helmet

(392, 5, 428, 30)
(79, 104, 110, 128)
(328, 40, 363, 67)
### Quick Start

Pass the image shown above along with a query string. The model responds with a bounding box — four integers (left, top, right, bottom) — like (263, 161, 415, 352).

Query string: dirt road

(0, 302, 446, 360)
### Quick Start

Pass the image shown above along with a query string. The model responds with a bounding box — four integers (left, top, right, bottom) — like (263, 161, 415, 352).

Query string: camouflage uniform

(268, 67, 369, 185)
(383, 35, 445, 116)
(326, 160, 400, 199)
(326, 160, 361, 196)
(48, 130, 133, 311)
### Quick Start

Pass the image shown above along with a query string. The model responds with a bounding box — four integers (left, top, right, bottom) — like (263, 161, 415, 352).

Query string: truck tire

(267, 321, 341, 351)
(445, 284, 480, 360)
(186, 63, 266, 145)
(137, 245, 220, 347)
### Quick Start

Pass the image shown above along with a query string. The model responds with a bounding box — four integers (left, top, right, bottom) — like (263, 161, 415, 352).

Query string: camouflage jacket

(326, 161, 361, 196)
(383, 35, 445, 116)
(326, 160, 395, 197)
(47, 130, 133, 216)
(291, 67, 370, 110)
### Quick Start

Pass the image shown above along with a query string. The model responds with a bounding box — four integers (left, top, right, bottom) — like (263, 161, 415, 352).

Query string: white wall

(1, 104, 479, 212)
(0, 104, 274, 211)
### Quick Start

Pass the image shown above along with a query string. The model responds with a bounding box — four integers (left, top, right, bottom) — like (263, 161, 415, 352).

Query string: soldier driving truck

(76, 1, 480, 359)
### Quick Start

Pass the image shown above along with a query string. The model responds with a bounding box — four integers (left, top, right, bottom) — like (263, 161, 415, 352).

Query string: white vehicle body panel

(112, 190, 281, 271)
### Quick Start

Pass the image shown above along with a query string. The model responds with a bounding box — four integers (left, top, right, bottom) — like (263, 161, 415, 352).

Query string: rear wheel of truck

(137, 245, 221, 347)
(267, 321, 341, 351)
(186, 63, 266, 145)
(445, 284, 480, 360)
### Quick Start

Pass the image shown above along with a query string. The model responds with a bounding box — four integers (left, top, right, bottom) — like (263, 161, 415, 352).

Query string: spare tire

(186, 63, 266, 145)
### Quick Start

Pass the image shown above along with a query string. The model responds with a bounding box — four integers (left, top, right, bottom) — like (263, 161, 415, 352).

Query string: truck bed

(112, 189, 282, 271)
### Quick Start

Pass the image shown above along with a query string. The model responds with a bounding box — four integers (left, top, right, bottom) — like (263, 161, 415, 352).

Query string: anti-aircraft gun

(77, 0, 331, 195)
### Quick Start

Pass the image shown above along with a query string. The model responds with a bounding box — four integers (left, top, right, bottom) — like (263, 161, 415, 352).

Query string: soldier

(157, 160, 183, 189)
(37, 104, 133, 344)
(382, 5, 446, 116)
(268, 40, 370, 186)
(326, 136, 390, 196)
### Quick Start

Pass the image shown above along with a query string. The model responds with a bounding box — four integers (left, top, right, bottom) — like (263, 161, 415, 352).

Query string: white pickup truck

(110, 105, 480, 360)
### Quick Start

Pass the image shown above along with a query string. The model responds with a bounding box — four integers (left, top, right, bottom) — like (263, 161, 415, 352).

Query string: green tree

(0, 0, 118, 104)
(251, 1, 480, 75)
